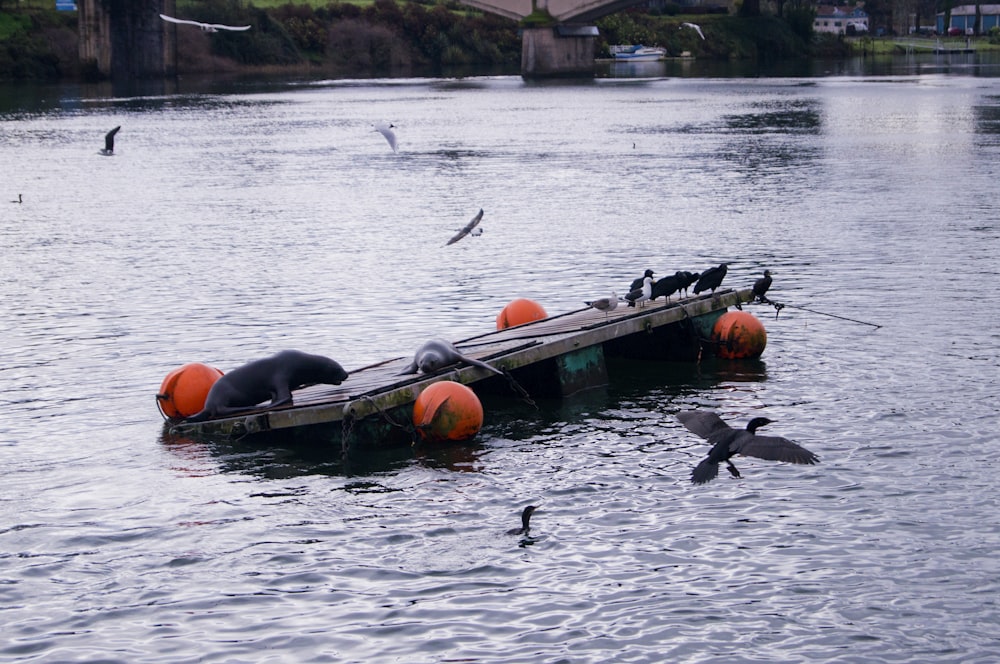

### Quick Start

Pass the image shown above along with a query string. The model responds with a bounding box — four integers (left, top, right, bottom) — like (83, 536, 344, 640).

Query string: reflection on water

(2, 70, 1000, 662)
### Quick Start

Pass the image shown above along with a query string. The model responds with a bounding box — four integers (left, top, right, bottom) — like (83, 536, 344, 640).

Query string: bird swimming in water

(625, 276, 652, 308)
(159, 14, 251, 32)
(753, 269, 773, 302)
(374, 121, 398, 153)
(10, 194, 22, 204)
(628, 269, 655, 294)
(693, 263, 728, 295)
(677, 411, 819, 484)
(585, 292, 618, 318)
(99, 126, 120, 156)
(507, 505, 537, 536)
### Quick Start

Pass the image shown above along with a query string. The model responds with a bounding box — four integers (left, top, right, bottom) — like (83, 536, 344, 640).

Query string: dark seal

(184, 350, 348, 422)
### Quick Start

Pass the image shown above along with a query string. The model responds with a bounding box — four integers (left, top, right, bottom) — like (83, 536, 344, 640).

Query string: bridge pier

(79, 0, 175, 79)
(521, 25, 598, 78)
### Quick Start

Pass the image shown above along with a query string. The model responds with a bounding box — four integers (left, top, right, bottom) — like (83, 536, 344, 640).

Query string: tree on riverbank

(0, 0, 819, 80)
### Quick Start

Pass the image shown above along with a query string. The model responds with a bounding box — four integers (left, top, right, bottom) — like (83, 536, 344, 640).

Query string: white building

(814, 5, 869, 35)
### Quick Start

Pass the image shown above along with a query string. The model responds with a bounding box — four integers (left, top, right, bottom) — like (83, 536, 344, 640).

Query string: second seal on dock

(400, 339, 503, 376)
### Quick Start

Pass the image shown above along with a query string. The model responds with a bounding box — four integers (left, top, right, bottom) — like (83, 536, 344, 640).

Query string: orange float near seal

(412, 381, 484, 442)
(712, 311, 767, 359)
(496, 298, 547, 330)
(156, 362, 224, 420)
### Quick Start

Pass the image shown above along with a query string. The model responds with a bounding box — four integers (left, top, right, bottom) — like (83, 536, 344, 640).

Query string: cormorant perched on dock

(693, 263, 728, 294)
(651, 271, 684, 302)
(677, 411, 819, 484)
(507, 505, 537, 535)
(753, 270, 773, 302)
(629, 269, 655, 293)
(625, 276, 652, 308)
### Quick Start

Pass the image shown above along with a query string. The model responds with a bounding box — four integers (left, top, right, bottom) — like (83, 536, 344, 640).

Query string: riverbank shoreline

(3, 2, 999, 83)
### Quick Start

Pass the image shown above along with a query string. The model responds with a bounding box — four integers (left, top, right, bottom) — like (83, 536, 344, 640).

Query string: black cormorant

(693, 263, 728, 294)
(100, 126, 121, 156)
(507, 505, 537, 535)
(677, 411, 819, 484)
(753, 270, 773, 302)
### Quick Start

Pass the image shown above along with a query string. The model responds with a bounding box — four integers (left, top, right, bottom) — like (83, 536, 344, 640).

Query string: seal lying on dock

(185, 350, 349, 422)
(399, 339, 503, 376)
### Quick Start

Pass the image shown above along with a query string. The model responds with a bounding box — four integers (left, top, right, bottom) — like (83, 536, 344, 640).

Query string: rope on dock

(502, 369, 538, 410)
(342, 395, 422, 455)
(757, 297, 881, 328)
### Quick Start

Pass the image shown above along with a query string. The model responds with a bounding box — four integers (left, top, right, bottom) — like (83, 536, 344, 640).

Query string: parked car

(948, 27, 964, 36)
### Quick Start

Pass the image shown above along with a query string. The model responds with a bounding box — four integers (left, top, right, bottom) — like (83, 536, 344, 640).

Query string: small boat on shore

(611, 45, 667, 62)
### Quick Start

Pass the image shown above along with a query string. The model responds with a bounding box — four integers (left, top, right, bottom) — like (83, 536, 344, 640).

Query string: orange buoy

(712, 311, 767, 359)
(156, 362, 224, 420)
(496, 298, 547, 330)
(412, 381, 484, 443)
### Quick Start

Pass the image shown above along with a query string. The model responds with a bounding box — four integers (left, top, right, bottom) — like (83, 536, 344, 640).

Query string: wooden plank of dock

(166, 287, 753, 441)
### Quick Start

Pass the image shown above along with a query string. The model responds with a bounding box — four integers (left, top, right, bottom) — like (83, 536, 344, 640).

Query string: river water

(2, 55, 1000, 662)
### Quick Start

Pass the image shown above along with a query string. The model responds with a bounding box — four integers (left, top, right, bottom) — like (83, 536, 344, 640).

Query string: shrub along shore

(2, 0, 993, 82)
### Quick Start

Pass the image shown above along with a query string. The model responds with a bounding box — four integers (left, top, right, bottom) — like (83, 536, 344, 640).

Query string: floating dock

(165, 287, 755, 447)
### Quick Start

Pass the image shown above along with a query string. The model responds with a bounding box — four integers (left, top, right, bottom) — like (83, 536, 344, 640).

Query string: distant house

(937, 5, 1000, 35)
(813, 5, 869, 35)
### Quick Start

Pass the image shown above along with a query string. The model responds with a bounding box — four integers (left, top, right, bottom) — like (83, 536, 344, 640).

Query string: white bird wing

(374, 122, 397, 152)
(209, 23, 252, 31)
(683, 22, 706, 39)
(446, 209, 484, 246)
(160, 14, 206, 28)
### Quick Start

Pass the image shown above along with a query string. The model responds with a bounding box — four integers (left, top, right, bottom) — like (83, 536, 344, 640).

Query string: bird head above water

(745, 417, 774, 433)
(507, 505, 537, 535)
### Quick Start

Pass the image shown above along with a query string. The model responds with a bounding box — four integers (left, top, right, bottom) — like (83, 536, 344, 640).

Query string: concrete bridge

(77, 0, 639, 80)
(461, 0, 649, 77)
(78, 0, 175, 79)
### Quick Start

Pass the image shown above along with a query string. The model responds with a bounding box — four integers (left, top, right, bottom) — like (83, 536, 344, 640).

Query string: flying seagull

(677, 411, 819, 484)
(374, 121, 398, 153)
(100, 126, 120, 156)
(445, 209, 484, 246)
(159, 14, 251, 32)
(681, 22, 706, 40)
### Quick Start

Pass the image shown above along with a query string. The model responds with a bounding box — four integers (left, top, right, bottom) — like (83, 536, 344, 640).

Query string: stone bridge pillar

(79, 0, 175, 79)
(521, 25, 598, 78)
